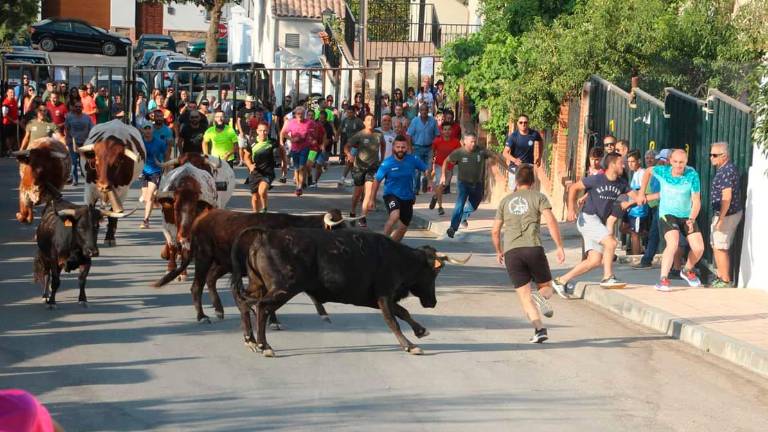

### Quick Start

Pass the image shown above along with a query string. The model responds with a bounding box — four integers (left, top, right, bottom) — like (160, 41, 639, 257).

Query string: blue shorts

(315, 151, 328, 165)
(290, 148, 310, 168)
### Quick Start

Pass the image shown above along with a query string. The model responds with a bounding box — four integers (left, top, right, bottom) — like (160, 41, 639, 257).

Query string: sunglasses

(518, 121, 528, 125)
(709, 153, 723, 158)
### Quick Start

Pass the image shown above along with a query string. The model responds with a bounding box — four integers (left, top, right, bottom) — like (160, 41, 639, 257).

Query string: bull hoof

(104, 239, 116, 247)
(46, 303, 57, 310)
(198, 315, 212, 324)
(79, 300, 88, 308)
(269, 322, 282, 331)
(244, 340, 259, 352)
(320, 314, 331, 323)
(262, 348, 276, 358)
(415, 329, 430, 338)
(216, 311, 224, 320)
(178, 273, 187, 282)
(406, 346, 424, 355)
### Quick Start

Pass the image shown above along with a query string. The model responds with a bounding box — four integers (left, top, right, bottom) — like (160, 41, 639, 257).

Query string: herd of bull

(14, 120, 470, 356)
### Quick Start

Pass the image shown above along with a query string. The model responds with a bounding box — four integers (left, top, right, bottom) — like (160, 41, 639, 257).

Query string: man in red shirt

(439, 110, 462, 140)
(429, 122, 461, 215)
(46, 92, 68, 132)
(2, 88, 20, 156)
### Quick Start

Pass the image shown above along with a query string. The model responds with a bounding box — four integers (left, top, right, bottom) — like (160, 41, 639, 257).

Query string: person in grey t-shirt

(63, 102, 93, 185)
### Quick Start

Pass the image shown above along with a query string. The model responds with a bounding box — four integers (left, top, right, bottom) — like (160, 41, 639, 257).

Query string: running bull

(13, 137, 71, 224)
(230, 228, 470, 357)
(155, 157, 230, 281)
(153, 208, 360, 324)
(34, 199, 133, 308)
(78, 120, 145, 246)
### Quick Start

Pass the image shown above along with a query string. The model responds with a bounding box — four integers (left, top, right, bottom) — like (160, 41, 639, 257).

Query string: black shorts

(248, 170, 274, 192)
(660, 214, 700, 236)
(141, 172, 162, 187)
(384, 194, 414, 226)
(504, 246, 553, 288)
(352, 164, 378, 187)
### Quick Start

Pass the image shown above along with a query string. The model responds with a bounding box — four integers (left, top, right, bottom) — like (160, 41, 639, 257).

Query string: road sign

(217, 23, 228, 39)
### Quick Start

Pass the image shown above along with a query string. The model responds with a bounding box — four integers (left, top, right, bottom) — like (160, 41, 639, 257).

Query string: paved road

(1, 160, 768, 431)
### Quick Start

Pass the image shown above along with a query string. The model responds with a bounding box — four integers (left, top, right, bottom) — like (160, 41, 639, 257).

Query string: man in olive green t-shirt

(491, 164, 565, 343)
(441, 133, 502, 237)
(344, 113, 384, 227)
(20, 106, 57, 150)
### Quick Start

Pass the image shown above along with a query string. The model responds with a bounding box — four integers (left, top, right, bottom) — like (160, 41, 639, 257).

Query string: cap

(656, 148, 671, 161)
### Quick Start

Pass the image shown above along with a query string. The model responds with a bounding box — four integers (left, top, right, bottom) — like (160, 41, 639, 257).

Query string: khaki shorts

(710, 211, 742, 250)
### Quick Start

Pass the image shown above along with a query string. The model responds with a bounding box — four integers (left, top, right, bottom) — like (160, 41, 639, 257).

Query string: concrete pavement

(410, 178, 768, 379)
(2, 160, 768, 431)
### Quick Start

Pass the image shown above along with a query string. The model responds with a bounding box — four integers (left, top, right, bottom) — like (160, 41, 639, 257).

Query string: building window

(285, 33, 300, 48)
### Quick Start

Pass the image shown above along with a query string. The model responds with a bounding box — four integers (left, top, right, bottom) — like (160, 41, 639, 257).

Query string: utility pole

(358, 0, 367, 68)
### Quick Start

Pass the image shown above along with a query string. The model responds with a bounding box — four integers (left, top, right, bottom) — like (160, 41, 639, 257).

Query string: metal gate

(630, 88, 668, 157)
(589, 75, 633, 143)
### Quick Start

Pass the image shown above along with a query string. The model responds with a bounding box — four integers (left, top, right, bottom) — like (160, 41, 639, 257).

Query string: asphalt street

(1, 157, 768, 431)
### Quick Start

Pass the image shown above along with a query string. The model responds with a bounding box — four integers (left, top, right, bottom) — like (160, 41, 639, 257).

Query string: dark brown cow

(153, 208, 359, 324)
(14, 137, 70, 224)
(79, 120, 145, 246)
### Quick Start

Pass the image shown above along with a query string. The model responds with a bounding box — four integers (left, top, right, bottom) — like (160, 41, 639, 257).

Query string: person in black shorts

(491, 165, 566, 343)
(244, 122, 286, 213)
(177, 110, 207, 154)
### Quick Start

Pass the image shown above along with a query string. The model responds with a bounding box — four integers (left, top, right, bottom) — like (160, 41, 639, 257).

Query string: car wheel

(39, 37, 55, 52)
(102, 42, 117, 56)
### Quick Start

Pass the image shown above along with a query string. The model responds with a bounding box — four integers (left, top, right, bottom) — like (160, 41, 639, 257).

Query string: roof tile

(272, 0, 346, 19)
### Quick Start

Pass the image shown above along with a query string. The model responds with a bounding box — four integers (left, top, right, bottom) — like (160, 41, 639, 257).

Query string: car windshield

(169, 62, 202, 70)
(143, 39, 174, 50)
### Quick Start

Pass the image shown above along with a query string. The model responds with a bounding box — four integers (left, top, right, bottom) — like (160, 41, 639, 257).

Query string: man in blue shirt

(151, 109, 174, 155)
(370, 136, 427, 241)
(503, 114, 543, 191)
(139, 122, 169, 229)
(407, 103, 440, 194)
(709, 142, 743, 287)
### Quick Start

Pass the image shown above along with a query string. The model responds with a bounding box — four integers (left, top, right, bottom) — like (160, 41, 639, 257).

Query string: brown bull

(14, 137, 71, 224)
(79, 120, 145, 246)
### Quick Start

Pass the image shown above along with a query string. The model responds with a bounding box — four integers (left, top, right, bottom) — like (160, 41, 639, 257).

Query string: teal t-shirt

(653, 165, 700, 218)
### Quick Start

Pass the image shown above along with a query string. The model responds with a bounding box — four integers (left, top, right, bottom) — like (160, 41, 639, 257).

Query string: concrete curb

(574, 282, 768, 379)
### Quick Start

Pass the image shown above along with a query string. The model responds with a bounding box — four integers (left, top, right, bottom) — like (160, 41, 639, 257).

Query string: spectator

(198, 98, 213, 125)
(220, 87, 233, 121)
(435, 79, 447, 112)
(80, 84, 97, 124)
(95, 87, 110, 124)
(416, 76, 435, 114)
(41, 81, 55, 102)
(57, 81, 69, 105)
(709, 142, 743, 287)
(376, 114, 396, 158)
(134, 92, 148, 125)
(602, 135, 617, 154)
(111, 94, 125, 119)
(13, 74, 33, 102)
(274, 95, 293, 133)
(503, 114, 543, 191)
(352, 92, 371, 119)
(63, 101, 92, 185)
(392, 88, 405, 109)
(625, 150, 648, 255)
(66, 87, 80, 112)
(634, 149, 663, 269)
(147, 89, 161, 111)
(407, 103, 440, 194)
(587, 147, 605, 176)
(379, 93, 391, 118)
(2, 88, 20, 156)
(22, 86, 38, 122)
(20, 106, 56, 151)
(440, 110, 461, 141)
(392, 104, 409, 137)
(405, 86, 418, 119)
(45, 92, 68, 133)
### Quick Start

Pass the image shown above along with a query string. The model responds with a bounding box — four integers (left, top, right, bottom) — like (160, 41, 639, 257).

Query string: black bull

(230, 227, 470, 357)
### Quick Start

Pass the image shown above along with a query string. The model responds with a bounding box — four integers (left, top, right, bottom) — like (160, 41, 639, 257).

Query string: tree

(0, 0, 39, 43)
(143, 0, 239, 63)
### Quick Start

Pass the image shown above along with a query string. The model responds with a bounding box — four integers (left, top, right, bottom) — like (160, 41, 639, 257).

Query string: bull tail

(152, 252, 192, 288)
(229, 226, 264, 299)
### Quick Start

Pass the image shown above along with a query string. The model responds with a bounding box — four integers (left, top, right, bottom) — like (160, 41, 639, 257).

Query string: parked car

(2, 50, 52, 89)
(135, 49, 165, 69)
(186, 38, 227, 63)
(88, 73, 149, 100)
(30, 18, 131, 56)
(153, 57, 204, 90)
(134, 34, 176, 59)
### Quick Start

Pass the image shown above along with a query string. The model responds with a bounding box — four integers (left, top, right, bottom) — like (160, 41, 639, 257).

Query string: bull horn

(343, 215, 366, 222)
(78, 144, 94, 153)
(106, 190, 124, 213)
(100, 206, 138, 219)
(12, 150, 31, 157)
(155, 191, 174, 200)
(323, 212, 346, 228)
(440, 253, 472, 265)
(56, 209, 76, 217)
(50, 151, 68, 159)
(123, 149, 140, 162)
(160, 158, 179, 168)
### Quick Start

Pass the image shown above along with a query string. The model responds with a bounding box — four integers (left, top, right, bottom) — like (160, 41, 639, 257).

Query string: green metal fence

(589, 76, 633, 144)
(630, 88, 668, 157)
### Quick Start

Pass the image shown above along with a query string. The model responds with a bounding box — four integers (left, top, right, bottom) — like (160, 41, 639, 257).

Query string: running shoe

(551, 278, 571, 299)
(437, 207, 445, 216)
(530, 328, 548, 343)
(295, 188, 303, 196)
(531, 291, 554, 318)
(632, 261, 652, 269)
(710, 278, 733, 288)
(680, 268, 701, 287)
(444, 186, 451, 194)
(446, 227, 456, 238)
(357, 217, 368, 228)
(139, 219, 150, 229)
(429, 196, 438, 210)
(600, 275, 627, 289)
(461, 220, 468, 229)
(279, 176, 287, 183)
(655, 277, 671, 292)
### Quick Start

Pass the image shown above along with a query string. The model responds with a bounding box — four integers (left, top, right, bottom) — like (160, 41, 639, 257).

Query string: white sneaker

(531, 291, 553, 318)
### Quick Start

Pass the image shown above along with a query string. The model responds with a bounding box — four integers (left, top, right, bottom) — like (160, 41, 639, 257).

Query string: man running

(177, 110, 207, 154)
(552, 153, 633, 295)
(339, 105, 363, 184)
(279, 106, 314, 196)
(492, 164, 566, 343)
(244, 122, 286, 213)
(638, 149, 705, 291)
(429, 122, 460, 215)
(203, 110, 239, 167)
(62, 101, 92, 185)
(344, 113, 384, 227)
(503, 114, 543, 190)
(20, 106, 57, 150)
(139, 122, 169, 229)
(370, 136, 426, 241)
(443, 133, 503, 238)
(236, 95, 257, 166)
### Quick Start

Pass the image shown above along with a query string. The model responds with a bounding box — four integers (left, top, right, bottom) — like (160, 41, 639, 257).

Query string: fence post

(125, 46, 134, 125)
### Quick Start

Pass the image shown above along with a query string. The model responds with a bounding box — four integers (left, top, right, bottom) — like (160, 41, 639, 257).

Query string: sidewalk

(409, 188, 768, 379)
